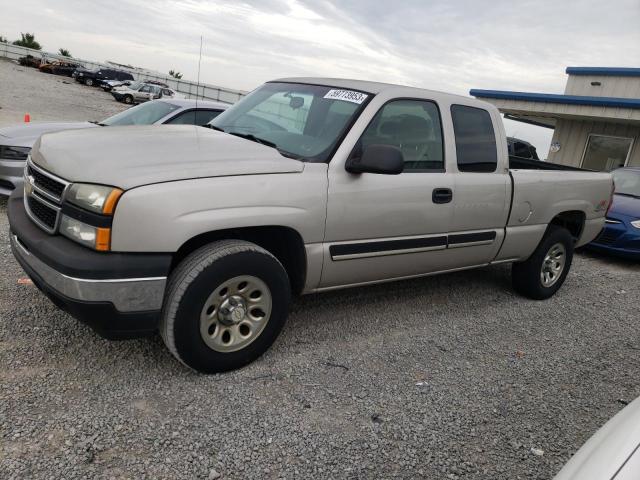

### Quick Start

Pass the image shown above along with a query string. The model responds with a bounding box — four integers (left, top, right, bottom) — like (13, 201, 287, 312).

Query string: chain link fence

(1, 41, 246, 104)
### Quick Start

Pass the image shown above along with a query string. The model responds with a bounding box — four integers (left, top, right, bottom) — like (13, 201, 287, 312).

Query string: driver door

(320, 99, 455, 288)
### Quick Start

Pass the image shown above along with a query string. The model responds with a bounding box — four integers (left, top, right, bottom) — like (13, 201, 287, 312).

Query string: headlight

(0, 145, 31, 161)
(60, 215, 111, 251)
(66, 183, 122, 214)
(62, 183, 123, 251)
(631, 220, 640, 229)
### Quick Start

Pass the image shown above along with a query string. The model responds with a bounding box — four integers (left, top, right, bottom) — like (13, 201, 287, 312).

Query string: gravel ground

(1, 59, 639, 478)
(0, 58, 127, 127)
(1, 193, 639, 479)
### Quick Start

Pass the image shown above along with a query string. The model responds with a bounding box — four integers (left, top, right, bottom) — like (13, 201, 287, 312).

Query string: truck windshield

(209, 82, 371, 161)
(99, 101, 180, 126)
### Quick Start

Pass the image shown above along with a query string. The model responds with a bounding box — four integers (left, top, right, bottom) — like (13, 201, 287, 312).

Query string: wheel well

(171, 226, 307, 296)
(549, 211, 585, 242)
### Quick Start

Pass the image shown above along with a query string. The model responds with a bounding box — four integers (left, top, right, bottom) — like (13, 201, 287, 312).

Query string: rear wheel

(123, 94, 133, 104)
(160, 240, 291, 373)
(84, 77, 94, 86)
(512, 225, 574, 300)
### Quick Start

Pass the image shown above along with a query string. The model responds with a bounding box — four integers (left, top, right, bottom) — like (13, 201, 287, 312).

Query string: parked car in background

(18, 55, 42, 68)
(6, 78, 613, 373)
(39, 60, 81, 77)
(74, 67, 134, 87)
(105, 79, 168, 92)
(101, 79, 133, 92)
(112, 82, 182, 104)
(588, 167, 640, 259)
(0, 99, 228, 196)
(553, 395, 640, 479)
(507, 137, 540, 160)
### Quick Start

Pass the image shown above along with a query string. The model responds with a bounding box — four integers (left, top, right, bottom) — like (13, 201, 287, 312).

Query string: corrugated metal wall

(548, 118, 640, 167)
(0, 42, 246, 104)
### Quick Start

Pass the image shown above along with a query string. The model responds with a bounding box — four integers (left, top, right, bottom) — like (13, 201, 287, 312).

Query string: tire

(512, 225, 574, 300)
(160, 240, 291, 373)
(84, 78, 94, 86)
(123, 94, 133, 104)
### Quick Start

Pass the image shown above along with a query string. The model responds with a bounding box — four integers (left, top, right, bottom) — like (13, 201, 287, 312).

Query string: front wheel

(160, 240, 291, 373)
(512, 225, 574, 300)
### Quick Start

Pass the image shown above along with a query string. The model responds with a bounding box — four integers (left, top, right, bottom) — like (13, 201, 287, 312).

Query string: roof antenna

(196, 35, 203, 109)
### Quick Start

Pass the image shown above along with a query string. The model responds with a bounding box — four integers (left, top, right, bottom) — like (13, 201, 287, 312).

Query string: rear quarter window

(451, 105, 498, 172)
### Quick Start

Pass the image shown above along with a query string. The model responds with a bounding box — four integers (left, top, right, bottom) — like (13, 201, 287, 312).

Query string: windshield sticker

(324, 89, 368, 104)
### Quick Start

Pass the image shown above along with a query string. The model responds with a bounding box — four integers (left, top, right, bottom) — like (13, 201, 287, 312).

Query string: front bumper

(8, 192, 173, 339)
(588, 221, 640, 260)
(0, 158, 25, 196)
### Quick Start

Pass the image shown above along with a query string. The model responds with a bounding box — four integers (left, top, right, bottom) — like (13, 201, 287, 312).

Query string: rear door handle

(432, 188, 453, 204)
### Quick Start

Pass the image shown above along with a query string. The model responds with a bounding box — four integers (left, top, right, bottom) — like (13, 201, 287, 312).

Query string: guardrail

(0, 42, 246, 104)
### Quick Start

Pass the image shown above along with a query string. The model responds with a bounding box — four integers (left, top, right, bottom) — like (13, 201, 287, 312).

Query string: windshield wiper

(204, 124, 225, 132)
(227, 131, 278, 149)
(210, 128, 303, 160)
(616, 192, 640, 199)
(89, 121, 108, 126)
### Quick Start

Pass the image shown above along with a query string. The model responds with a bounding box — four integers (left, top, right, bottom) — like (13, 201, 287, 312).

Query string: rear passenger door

(448, 104, 510, 265)
(321, 98, 455, 288)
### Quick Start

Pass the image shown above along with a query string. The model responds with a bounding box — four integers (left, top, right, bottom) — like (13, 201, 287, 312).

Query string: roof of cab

(272, 77, 477, 105)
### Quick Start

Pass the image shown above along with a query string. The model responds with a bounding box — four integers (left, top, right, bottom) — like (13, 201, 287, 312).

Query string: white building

(471, 67, 640, 171)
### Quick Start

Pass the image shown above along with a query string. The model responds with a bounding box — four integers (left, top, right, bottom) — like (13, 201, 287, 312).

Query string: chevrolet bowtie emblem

(25, 174, 35, 195)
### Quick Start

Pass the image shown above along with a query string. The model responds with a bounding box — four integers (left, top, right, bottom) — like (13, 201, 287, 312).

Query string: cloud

(2, 0, 639, 153)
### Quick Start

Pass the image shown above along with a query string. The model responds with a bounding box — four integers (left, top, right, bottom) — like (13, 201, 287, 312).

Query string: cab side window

(451, 105, 498, 172)
(358, 99, 444, 171)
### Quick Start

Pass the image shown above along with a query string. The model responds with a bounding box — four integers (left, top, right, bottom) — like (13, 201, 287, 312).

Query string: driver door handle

(432, 188, 453, 204)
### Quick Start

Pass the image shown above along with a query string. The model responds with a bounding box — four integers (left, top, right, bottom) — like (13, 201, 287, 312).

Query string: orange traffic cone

(24, 113, 31, 123)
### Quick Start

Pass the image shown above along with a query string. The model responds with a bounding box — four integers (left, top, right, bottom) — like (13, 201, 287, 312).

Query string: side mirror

(346, 144, 404, 175)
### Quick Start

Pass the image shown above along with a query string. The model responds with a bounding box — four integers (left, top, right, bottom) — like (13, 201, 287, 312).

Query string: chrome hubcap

(540, 243, 566, 288)
(199, 275, 272, 353)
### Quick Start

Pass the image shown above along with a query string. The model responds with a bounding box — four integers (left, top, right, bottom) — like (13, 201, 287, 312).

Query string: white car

(0, 99, 228, 195)
(112, 82, 183, 104)
(554, 396, 640, 479)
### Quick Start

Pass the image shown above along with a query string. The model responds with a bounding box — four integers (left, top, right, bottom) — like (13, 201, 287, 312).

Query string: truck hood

(0, 122, 96, 147)
(31, 125, 305, 190)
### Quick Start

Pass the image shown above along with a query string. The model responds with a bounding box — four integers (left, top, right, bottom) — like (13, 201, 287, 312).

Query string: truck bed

(509, 156, 588, 171)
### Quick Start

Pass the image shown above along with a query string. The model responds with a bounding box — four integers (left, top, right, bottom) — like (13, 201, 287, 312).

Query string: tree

(13, 33, 41, 50)
(169, 69, 183, 79)
(58, 48, 72, 57)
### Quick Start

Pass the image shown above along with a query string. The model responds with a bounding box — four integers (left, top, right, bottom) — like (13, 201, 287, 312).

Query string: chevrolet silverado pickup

(8, 78, 613, 373)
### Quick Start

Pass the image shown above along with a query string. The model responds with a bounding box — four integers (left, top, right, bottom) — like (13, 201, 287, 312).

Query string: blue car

(589, 167, 640, 259)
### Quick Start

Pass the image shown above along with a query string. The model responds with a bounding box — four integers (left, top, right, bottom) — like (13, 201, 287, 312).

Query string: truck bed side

(494, 169, 612, 262)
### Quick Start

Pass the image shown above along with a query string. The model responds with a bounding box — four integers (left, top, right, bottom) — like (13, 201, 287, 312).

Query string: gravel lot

(0, 58, 127, 127)
(1, 192, 639, 479)
(1, 59, 640, 479)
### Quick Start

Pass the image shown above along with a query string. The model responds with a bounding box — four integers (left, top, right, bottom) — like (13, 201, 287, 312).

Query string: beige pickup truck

(8, 78, 613, 373)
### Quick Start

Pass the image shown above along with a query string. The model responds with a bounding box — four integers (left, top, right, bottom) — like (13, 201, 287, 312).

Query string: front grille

(27, 195, 58, 229)
(595, 228, 623, 245)
(28, 165, 65, 198)
(24, 160, 67, 234)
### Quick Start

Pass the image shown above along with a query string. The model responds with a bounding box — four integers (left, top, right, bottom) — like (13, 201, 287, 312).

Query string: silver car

(0, 99, 228, 196)
(112, 82, 182, 104)
(554, 396, 640, 479)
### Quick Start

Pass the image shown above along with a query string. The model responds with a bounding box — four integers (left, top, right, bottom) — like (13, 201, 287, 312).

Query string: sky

(2, 0, 640, 156)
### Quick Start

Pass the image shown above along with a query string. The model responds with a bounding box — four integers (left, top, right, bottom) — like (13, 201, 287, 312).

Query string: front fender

(110, 166, 328, 252)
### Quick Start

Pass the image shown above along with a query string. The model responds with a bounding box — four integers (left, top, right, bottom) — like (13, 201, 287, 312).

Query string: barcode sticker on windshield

(324, 89, 368, 104)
